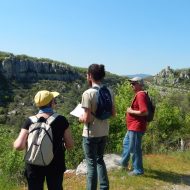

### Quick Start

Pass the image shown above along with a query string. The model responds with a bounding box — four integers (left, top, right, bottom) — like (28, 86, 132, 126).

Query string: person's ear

(88, 73, 93, 80)
(49, 100, 54, 107)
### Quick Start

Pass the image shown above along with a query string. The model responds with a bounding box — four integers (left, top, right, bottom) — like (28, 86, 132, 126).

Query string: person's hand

(127, 107, 132, 113)
(79, 115, 84, 123)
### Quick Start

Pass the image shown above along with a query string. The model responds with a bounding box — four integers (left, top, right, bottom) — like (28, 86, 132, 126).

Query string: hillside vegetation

(0, 51, 190, 189)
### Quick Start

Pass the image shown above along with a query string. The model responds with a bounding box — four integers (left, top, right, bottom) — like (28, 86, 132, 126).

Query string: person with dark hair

(14, 90, 74, 190)
(79, 64, 115, 190)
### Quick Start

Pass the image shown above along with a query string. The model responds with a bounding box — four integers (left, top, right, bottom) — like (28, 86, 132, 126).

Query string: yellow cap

(34, 90, 60, 107)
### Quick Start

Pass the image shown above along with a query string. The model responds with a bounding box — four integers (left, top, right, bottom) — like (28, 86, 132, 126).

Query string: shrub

(0, 115, 6, 124)
(0, 126, 25, 184)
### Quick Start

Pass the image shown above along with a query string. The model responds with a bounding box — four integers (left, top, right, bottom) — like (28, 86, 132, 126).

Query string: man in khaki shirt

(79, 64, 115, 190)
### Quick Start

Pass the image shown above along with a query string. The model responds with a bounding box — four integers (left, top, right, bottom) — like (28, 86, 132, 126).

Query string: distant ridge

(126, 74, 152, 79)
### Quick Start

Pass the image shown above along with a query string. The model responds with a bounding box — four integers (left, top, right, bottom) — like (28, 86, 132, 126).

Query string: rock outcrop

(153, 66, 190, 86)
(0, 54, 81, 82)
(76, 154, 122, 175)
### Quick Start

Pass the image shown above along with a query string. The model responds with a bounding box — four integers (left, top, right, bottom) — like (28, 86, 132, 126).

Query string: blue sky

(0, 0, 190, 76)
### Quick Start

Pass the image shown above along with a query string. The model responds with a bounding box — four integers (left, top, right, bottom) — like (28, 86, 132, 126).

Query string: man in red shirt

(120, 77, 148, 176)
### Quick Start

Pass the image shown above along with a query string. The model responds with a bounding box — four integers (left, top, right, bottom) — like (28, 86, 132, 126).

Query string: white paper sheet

(70, 103, 84, 118)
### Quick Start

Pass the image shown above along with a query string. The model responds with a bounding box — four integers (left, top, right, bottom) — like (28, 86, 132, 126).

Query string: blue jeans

(83, 136, 109, 190)
(120, 130, 144, 174)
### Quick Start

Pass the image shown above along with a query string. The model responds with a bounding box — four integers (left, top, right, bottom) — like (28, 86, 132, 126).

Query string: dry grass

(11, 151, 190, 190)
(63, 151, 190, 190)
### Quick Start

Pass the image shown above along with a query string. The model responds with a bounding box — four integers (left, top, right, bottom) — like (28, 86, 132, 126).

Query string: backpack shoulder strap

(137, 90, 146, 95)
(134, 90, 147, 99)
(92, 85, 110, 92)
(29, 116, 38, 123)
(131, 91, 146, 106)
(92, 86, 99, 91)
(46, 113, 59, 125)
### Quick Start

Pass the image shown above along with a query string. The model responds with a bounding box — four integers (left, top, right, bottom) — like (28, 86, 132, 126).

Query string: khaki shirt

(81, 84, 113, 137)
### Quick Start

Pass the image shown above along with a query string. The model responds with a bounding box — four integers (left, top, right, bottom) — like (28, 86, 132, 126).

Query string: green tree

(107, 80, 133, 153)
(150, 99, 181, 152)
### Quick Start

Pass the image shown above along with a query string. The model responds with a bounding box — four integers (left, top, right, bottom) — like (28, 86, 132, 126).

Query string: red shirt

(126, 91, 148, 132)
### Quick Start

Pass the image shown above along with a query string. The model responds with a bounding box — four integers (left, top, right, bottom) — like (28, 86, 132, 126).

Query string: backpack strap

(131, 90, 147, 107)
(29, 113, 59, 124)
(92, 86, 99, 91)
(87, 86, 100, 137)
(46, 113, 59, 125)
(91, 85, 99, 112)
(29, 116, 38, 123)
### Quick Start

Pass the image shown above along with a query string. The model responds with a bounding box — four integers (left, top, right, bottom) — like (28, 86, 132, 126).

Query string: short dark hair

(88, 64, 105, 81)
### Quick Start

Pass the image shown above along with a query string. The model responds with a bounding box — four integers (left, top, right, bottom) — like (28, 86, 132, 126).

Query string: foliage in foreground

(0, 126, 25, 190)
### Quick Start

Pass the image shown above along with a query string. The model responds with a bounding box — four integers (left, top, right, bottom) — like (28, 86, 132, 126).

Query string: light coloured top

(81, 84, 113, 137)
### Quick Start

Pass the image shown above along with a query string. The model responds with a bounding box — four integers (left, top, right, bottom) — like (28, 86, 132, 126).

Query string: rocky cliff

(153, 66, 190, 86)
(0, 53, 82, 81)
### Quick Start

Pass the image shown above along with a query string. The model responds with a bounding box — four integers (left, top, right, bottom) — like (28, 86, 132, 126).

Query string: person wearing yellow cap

(14, 90, 74, 190)
(34, 90, 60, 108)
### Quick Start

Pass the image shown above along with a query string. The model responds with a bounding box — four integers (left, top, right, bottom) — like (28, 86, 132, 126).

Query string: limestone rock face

(154, 66, 190, 85)
(0, 54, 81, 82)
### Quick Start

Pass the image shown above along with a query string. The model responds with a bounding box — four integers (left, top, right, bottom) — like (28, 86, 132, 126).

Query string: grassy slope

(63, 151, 190, 190)
(2, 151, 189, 190)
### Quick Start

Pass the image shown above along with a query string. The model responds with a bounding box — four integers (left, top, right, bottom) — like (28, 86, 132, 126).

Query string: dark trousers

(25, 165, 63, 190)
